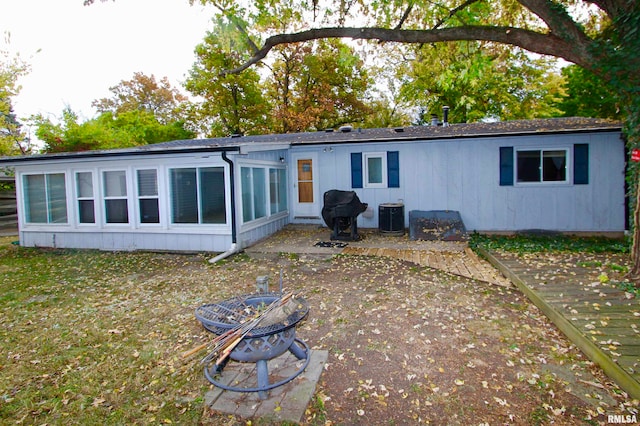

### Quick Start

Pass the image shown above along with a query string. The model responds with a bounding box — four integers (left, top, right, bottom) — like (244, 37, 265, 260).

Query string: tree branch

(517, 0, 592, 47)
(223, 25, 592, 75)
(394, 3, 415, 30)
(208, 0, 261, 55)
(433, 0, 481, 30)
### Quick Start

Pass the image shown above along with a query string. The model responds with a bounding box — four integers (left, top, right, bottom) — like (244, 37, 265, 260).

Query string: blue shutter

(387, 151, 400, 188)
(351, 152, 363, 188)
(574, 144, 589, 185)
(499, 147, 514, 186)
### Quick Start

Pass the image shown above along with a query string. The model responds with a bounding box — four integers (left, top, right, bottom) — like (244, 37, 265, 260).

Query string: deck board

(480, 248, 640, 400)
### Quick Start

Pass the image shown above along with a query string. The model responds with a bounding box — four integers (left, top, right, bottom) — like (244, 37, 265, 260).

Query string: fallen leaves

(1, 236, 635, 425)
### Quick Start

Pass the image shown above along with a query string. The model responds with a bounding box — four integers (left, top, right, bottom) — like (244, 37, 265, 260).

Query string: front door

(292, 153, 319, 219)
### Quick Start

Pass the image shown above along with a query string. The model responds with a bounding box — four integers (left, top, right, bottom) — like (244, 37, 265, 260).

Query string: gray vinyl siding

(293, 130, 625, 233)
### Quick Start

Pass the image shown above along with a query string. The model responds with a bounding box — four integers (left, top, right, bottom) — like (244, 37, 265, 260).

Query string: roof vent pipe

(442, 106, 450, 127)
(431, 114, 439, 126)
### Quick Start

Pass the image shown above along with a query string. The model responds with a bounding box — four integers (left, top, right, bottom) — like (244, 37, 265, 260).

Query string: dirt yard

(200, 250, 637, 425)
(1, 235, 637, 425)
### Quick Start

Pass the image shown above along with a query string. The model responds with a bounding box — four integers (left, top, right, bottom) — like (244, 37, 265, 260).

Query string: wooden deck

(479, 248, 640, 400)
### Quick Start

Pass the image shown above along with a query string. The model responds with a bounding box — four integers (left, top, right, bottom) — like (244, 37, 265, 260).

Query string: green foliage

(555, 65, 623, 119)
(32, 108, 194, 153)
(469, 233, 629, 254)
(0, 47, 30, 155)
(185, 17, 271, 137)
(400, 42, 564, 123)
(617, 281, 640, 296)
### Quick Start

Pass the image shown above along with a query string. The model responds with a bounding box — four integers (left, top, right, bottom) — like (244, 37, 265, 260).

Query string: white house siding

(290, 130, 625, 233)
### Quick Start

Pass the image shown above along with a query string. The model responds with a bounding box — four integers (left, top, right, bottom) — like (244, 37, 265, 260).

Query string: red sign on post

(632, 148, 640, 162)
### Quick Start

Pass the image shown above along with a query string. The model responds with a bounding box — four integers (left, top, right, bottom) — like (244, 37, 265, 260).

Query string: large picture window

(517, 149, 567, 183)
(23, 173, 68, 224)
(103, 170, 129, 223)
(76, 172, 95, 223)
(170, 167, 226, 224)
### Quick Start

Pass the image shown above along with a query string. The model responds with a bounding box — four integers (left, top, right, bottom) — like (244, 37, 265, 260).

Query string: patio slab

(204, 349, 328, 423)
(245, 224, 511, 286)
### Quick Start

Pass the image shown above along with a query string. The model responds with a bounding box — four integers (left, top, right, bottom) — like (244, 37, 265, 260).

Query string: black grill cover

(321, 190, 368, 230)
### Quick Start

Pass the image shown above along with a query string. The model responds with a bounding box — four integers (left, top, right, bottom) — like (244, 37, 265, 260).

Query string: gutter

(209, 150, 239, 263)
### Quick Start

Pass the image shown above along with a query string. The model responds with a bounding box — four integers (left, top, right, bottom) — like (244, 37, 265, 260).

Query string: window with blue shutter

(499, 147, 514, 186)
(351, 151, 400, 188)
(351, 152, 363, 188)
(573, 144, 589, 185)
(387, 151, 400, 188)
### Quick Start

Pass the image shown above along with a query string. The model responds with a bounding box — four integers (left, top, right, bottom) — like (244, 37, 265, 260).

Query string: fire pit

(195, 292, 310, 399)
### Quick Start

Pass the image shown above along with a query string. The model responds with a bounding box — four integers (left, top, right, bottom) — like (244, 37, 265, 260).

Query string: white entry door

(292, 153, 319, 219)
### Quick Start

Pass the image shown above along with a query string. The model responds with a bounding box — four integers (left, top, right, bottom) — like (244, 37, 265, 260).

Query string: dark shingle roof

(0, 117, 622, 164)
(153, 117, 622, 148)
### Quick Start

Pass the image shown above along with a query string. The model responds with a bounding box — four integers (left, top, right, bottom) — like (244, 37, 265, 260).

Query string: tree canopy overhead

(186, 0, 640, 277)
(203, 0, 637, 84)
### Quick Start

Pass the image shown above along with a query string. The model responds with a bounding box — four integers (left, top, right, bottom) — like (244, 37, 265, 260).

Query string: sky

(2, 0, 216, 125)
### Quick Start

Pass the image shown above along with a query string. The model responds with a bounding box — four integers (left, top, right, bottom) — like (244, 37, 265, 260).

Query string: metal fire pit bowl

(194, 293, 310, 399)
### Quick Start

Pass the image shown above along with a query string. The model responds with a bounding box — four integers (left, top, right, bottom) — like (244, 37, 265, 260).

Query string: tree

(32, 107, 195, 153)
(204, 0, 640, 281)
(32, 72, 196, 153)
(185, 17, 271, 137)
(92, 72, 191, 124)
(0, 44, 31, 155)
(265, 39, 372, 132)
(398, 41, 564, 123)
(555, 65, 623, 120)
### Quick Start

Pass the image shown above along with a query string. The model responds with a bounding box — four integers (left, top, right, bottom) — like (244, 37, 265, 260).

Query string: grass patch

(469, 233, 629, 254)
(617, 281, 640, 297)
(0, 238, 232, 424)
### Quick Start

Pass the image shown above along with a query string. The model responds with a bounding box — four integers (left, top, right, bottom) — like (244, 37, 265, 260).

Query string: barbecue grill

(321, 189, 368, 241)
(195, 293, 310, 399)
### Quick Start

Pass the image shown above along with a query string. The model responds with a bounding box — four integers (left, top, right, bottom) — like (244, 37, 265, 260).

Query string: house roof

(0, 117, 622, 164)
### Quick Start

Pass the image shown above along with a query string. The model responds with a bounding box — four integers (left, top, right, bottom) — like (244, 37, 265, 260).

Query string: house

(0, 117, 625, 255)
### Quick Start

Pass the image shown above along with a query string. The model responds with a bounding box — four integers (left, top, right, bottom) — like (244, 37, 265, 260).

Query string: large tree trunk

(631, 174, 640, 282)
(623, 93, 640, 285)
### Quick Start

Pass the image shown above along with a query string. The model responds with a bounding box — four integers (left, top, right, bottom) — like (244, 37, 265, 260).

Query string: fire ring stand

(195, 293, 310, 400)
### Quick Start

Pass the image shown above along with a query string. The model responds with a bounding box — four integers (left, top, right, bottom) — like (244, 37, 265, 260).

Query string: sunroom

(9, 143, 290, 253)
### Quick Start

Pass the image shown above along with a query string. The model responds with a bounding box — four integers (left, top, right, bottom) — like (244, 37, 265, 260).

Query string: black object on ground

(321, 190, 368, 241)
(409, 210, 467, 241)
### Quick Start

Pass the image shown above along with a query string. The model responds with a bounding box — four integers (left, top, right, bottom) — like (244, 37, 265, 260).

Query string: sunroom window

(103, 170, 129, 223)
(241, 167, 267, 222)
(137, 169, 159, 224)
(269, 168, 287, 214)
(23, 173, 68, 224)
(76, 172, 95, 224)
(170, 167, 226, 224)
(517, 149, 567, 183)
